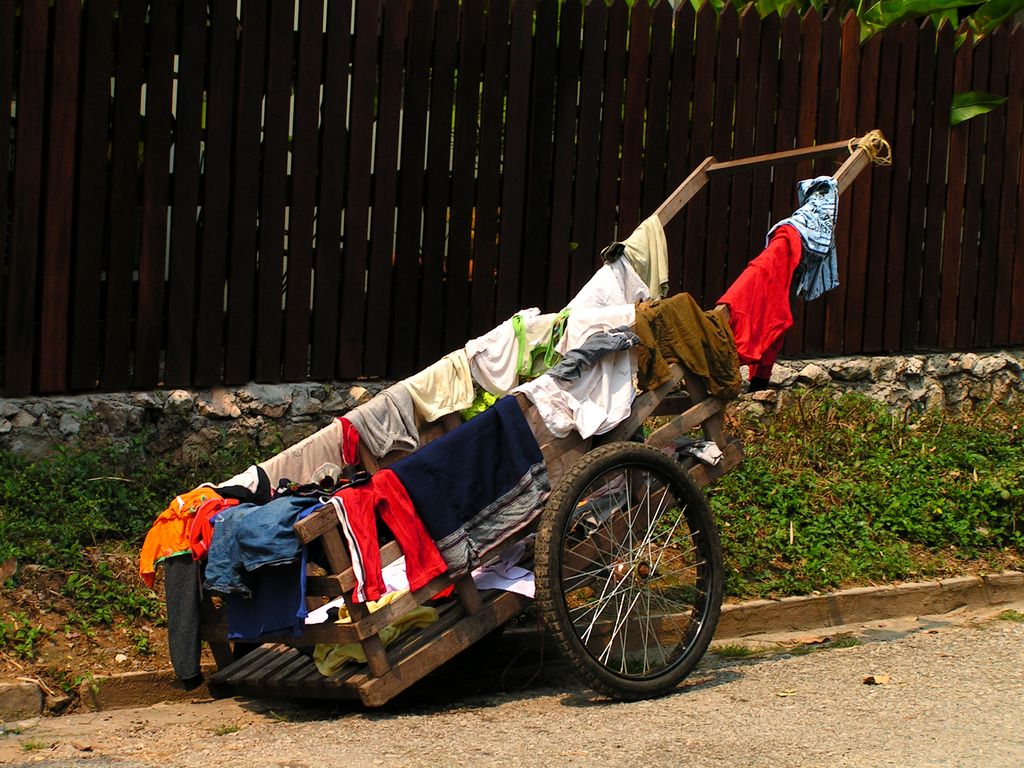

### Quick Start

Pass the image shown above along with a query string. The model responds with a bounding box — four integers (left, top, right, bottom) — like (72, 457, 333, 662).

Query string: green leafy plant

(950, 91, 1009, 126)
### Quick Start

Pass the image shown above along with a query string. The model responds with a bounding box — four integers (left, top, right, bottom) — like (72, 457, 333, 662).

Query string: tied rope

(848, 129, 892, 166)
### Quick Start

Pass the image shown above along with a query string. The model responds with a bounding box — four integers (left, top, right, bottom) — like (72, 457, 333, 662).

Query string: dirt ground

(0, 601, 1021, 767)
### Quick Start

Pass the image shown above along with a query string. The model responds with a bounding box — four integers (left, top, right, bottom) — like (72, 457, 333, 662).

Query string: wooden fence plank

(617, 0, 650, 237)
(546, 0, 583, 310)
(900, 20, 935, 350)
(823, 12, 859, 355)
(803, 8, 839, 355)
(418, 0, 458, 365)
(703, 2, 738, 305)
(365, 0, 409, 375)
(594, 0, 628, 252)
(861, 28, 899, 353)
(1013, 107, 1024, 344)
(881, 22, 917, 353)
(134, 0, 176, 388)
(568, 0, 608, 296)
(311, 0, 352, 380)
(194, 0, 237, 386)
(284, 0, 325, 381)
(38, 0, 82, 392)
(496, 0, 534, 319)
(682, 3, 715, 303)
(750, 11, 779, 254)
(919, 23, 955, 349)
(224, 0, 268, 384)
(254, 0, 295, 382)
(103, 0, 147, 389)
(521, 0, 559, 310)
(993, 26, 1024, 346)
(937, 30, 972, 349)
(972, 29, 1008, 349)
(391, 0, 436, 370)
(0, 0, 14, 352)
(954, 35, 989, 349)
(665, 2, 695, 296)
(724, 5, 760, 290)
(164, 0, 206, 387)
(338, 0, 381, 376)
(777, 8, 803, 356)
(4, 0, 48, 395)
(641, 1, 673, 222)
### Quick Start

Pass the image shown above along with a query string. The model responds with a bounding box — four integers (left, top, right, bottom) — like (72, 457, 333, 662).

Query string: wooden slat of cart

(223, 0, 268, 384)
(724, 5, 760, 289)
(937, 29, 972, 349)
(568, 0, 608, 297)
(102, 0, 146, 389)
(283, 0, 325, 382)
(364, 0, 409, 377)
(900, 20, 935, 350)
(861, 30, 898, 353)
(495, 0, 534, 319)
(803, 9, 839, 355)
(37, 1, 82, 393)
(311, 0, 352, 380)
(918, 23, 955, 349)
(777, 9, 803, 356)
(194, 0, 237, 386)
(594, 0, 628, 252)
(993, 25, 1024, 346)
(471, 0, 511, 336)
(338, 0, 381, 377)
(970, 31, 1005, 348)
(520, 0, 558, 310)
(664, 2, 695, 297)
(446, 0, 485, 350)
(641, 1, 673, 225)
(253, 1, 294, 382)
(391, 0, 436, 369)
(133, 0, 176, 388)
(163, 0, 207, 387)
(546, 0, 583, 311)
(418, 0, 458, 366)
(4, 0, 48, 395)
(954, 34, 990, 349)
(617, 0, 651, 238)
(881, 22, 917, 353)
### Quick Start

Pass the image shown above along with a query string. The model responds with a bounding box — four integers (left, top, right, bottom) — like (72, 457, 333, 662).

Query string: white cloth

(555, 304, 636, 355)
(464, 308, 562, 395)
(514, 347, 637, 439)
(618, 215, 669, 299)
(567, 259, 649, 310)
(401, 349, 475, 423)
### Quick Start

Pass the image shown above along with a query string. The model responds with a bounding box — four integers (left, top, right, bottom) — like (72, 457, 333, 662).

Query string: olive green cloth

(634, 294, 741, 398)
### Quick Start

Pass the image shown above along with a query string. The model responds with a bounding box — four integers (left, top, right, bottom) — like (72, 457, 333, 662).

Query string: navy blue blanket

(390, 396, 549, 574)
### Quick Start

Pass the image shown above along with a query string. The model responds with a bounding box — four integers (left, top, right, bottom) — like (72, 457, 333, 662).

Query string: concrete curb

(2, 572, 1021, 718)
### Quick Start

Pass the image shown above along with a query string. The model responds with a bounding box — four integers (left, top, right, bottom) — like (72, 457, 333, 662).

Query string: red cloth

(332, 469, 448, 603)
(717, 225, 803, 379)
(339, 417, 361, 466)
(188, 497, 239, 561)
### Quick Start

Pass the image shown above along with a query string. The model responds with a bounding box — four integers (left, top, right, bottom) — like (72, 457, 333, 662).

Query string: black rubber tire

(535, 442, 724, 700)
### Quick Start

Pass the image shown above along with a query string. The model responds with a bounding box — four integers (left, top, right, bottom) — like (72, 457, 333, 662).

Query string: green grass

(709, 391, 1023, 599)
(212, 724, 241, 736)
(712, 643, 763, 658)
(996, 609, 1024, 623)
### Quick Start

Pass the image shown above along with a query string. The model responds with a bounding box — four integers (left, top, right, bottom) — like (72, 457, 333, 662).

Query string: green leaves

(967, 0, 1024, 34)
(858, 0, 977, 40)
(950, 90, 1009, 125)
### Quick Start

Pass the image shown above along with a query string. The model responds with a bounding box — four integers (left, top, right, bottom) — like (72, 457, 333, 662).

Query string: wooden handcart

(202, 135, 884, 706)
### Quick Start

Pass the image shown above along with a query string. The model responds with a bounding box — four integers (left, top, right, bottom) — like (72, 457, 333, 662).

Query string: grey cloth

(546, 327, 640, 382)
(767, 176, 839, 301)
(345, 383, 419, 457)
(163, 554, 203, 687)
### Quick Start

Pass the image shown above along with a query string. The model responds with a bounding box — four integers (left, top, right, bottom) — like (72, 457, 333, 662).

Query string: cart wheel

(535, 441, 724, 700)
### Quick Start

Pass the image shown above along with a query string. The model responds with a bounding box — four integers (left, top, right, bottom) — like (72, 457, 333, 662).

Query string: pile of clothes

(139, 179, 841, 687)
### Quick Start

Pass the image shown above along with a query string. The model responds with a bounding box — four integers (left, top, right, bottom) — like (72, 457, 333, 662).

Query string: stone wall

(0, 349, 1020, 459)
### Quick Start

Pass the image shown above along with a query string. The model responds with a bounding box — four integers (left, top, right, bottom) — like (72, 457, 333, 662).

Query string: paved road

(2, 604, 1022, 768)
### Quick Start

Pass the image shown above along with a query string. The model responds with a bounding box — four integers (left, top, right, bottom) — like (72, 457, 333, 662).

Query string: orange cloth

(139, 487, 222, 586)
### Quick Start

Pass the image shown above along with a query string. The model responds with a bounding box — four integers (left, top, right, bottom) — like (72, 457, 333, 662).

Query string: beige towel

(620, 215, 669, 299)
(401, 349, 476, 423)
(258, 419, 343, 487)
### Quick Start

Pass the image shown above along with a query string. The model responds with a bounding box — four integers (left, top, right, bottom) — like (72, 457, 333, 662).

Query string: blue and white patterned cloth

(767, 176, 839, 301)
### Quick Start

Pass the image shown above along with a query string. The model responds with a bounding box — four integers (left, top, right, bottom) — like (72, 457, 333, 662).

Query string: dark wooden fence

(1, 0, 1022, 396)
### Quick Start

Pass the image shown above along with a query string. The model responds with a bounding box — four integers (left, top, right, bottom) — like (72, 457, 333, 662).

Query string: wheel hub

(611, 559, 653, 583)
